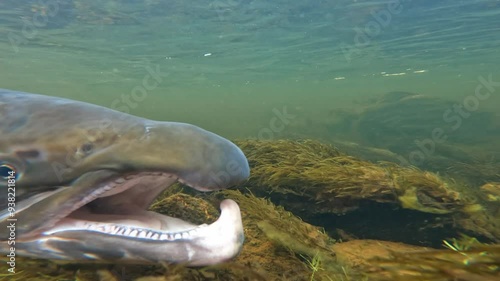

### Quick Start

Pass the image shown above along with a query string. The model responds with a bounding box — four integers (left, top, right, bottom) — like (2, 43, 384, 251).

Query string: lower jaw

(6, 199, 244, 266)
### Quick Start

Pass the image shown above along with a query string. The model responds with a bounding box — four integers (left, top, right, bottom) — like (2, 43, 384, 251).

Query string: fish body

(0, 89, 249, 265)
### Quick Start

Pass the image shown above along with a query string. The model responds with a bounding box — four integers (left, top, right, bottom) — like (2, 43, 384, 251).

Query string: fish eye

(81, 143, 94, 154)
(0, 164, 17, 180)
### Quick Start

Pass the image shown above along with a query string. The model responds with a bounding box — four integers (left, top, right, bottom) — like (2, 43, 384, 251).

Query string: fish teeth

(83, 224, 197, 241)
(116, 227, 126, 235)
(110, 226, 119, 235)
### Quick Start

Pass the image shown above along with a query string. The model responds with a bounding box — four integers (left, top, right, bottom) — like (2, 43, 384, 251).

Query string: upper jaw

(20, 171, 226, 238)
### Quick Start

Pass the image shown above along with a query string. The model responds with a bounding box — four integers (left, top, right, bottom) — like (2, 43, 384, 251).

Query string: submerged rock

(235, 139, 500, 244)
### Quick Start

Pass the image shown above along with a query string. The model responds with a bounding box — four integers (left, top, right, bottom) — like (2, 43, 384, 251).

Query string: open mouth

(1, 90, 249, 265)
(26, 172, 240, 243)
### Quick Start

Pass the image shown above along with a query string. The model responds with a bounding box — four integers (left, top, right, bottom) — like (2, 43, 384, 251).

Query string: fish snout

(180, 129, 250, 191)
(197, 138, 250, 191)
(144, 122, 250, 191)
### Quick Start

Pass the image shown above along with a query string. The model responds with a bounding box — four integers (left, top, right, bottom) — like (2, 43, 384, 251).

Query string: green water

(1, 2, 500, 278)
(1, 0, 499, 161)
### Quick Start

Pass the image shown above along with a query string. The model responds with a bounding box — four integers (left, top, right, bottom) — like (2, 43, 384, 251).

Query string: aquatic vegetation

(220, 189, 346, 280)
(368, 243, 500, 280)
(300, 252, 322, 281)
(480, 182, 500, 202)
(442, 234, 482, 252)
(447, 158, 500, 185)
(332, 238, 500, 281)
(236, 139, 463, 214)
(150, 191, 220, 225)
(235, 139, 500, 242)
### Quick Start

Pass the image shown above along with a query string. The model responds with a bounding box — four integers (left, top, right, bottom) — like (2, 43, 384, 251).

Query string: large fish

(0, 89, 249, 266)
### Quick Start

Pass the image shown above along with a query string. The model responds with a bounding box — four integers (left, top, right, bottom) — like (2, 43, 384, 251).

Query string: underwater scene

(0, 0, 499, 280)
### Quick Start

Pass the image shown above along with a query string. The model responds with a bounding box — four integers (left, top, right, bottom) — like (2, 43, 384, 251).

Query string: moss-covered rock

(235, 139, 500, 243)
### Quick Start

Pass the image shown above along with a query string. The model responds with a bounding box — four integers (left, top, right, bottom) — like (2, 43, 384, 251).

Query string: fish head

(0, 90, 249, 265)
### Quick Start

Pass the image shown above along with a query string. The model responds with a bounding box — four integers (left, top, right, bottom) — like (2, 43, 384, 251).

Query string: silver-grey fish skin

(0, 89, 249, 265)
